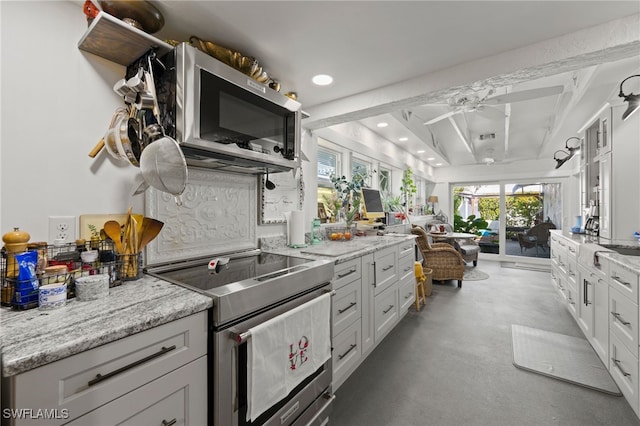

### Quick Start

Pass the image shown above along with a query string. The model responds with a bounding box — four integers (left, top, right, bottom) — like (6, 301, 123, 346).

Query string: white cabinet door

(361, 253, 375, 356)
(577, 265, 595, 337)
(592, 273, 609, 364)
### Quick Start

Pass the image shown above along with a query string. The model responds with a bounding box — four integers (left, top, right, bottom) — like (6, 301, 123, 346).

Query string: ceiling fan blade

(424, 109, 460, 125)
(483, 85, 564, 105)
(476, 105, 506, 120)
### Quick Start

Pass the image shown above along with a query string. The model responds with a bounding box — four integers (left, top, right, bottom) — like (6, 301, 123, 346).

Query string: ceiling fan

(423, 85, 565, 125)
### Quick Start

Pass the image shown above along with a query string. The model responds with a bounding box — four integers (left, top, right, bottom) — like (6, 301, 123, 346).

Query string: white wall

(1, 1, 141, 242)
(0, 1, 299, 243)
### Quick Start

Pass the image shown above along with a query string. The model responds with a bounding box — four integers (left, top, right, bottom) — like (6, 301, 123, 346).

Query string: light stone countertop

(0, 276, 213, 377)
(263, 233, 417, 264)
(551, 229, 640, 274)
(0, 233, 416, 378)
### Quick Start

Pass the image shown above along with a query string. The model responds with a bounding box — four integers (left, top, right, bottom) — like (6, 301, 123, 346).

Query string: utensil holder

(117, 253, 143, 281)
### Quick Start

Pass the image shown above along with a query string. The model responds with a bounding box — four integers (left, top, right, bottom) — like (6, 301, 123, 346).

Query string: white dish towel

(247, 292, 331, 422)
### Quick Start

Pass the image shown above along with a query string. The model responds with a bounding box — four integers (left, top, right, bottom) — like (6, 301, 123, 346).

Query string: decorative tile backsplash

(145, 168, 257, 265)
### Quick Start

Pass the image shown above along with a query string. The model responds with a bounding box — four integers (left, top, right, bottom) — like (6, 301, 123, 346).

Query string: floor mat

(462, 267, 489, 281)
(511, 325, 621, 396)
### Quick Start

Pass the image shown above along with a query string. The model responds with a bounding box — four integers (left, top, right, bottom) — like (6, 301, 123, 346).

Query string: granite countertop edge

(264, 234, 417, 264)
(0, 276, 213, 377)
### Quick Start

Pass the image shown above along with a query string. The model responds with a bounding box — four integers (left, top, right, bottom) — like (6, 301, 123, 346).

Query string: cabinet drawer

(609, 286, 639, 357)
(374, 286, 398, 341)
(333, 258, 361, 290)
(398, 254, 414, 282)
(332, 278, 361, 336)
(374, 247, 397, 296)
(332, 319, 361, 390)
(610, 333, 639, 416)
(399, 276, 416, 312)
(609, 262, 639, 304)
(10, 311, 208, 425)
(565, 283, 578, 320)
(398, 241, 415, 259)
(67, 356, 207, 426)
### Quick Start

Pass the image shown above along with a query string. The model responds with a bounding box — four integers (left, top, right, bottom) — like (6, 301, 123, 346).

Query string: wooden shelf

(78, 12, 173, 66)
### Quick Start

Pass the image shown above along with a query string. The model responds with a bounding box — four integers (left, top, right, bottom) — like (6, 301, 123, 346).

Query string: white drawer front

(374, 248, 397, 296)
(374, 286, 399, 341)
(398, 241, 415, 259)
(332, 319, 362, 390)
(333, 258, 361, 290)
(332, 278, 361, 336)
(399, 276, 416, 312)
(609, 286, 639, 358)
(398, 255, 414, 282)
(610, 333, 639, 416)
(12, 312, 208, 425)
(609, 263, 639, 304)
(67, 356, 207, 426)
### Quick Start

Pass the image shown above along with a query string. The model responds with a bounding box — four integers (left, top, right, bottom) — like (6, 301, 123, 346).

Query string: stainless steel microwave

(157, 43, 301, 174)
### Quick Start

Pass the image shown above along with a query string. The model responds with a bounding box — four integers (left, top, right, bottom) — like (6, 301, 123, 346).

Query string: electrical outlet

(49, 216, 76, 243)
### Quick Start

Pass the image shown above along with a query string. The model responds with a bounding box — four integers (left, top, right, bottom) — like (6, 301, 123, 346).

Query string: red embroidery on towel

(288, 336, 310, 370)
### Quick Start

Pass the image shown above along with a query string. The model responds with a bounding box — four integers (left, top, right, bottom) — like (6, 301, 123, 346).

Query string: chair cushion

(458, 244, 480, 255)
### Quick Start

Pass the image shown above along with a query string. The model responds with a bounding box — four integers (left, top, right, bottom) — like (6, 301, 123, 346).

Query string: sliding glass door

(452, 181, 562, 259)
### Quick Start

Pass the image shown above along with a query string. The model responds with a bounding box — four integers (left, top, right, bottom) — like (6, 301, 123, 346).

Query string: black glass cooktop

(153, 252, 312, 291)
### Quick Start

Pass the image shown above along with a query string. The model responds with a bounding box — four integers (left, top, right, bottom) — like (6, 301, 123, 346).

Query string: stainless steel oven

(146, 250, 335, 426)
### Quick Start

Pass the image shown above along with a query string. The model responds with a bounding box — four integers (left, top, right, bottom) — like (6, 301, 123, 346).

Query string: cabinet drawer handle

(612, 276, 631, 287)
(338, 302, 357, 314)
(382, 264, 394, 272)
(612, 358, 631, 377)
(405, 292, 413, 300)
(337, 268, 357, 279)
(611, 312, 631, 326)
(338, 344, 357, 360)
(162, 419, 177, 426)
(88, 345, 177, 387)
(404, 266, 412, 273)
(383, 304, 394, 314)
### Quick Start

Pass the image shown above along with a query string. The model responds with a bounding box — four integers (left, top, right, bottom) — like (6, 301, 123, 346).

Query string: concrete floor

(331, 260, 640, 426)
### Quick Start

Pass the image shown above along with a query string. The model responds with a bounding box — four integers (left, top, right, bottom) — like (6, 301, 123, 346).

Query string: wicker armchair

(411, 225, 465, 288)
(426, 220, 480, 266)
(517, 222, 556, 255)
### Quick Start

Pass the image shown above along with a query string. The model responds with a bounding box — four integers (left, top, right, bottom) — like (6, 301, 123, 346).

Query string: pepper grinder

(2, 227, 30, 278)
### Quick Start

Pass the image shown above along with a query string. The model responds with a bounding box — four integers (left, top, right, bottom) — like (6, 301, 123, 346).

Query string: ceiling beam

(303, 14, 640, 131)
(389, 110, 450, 163)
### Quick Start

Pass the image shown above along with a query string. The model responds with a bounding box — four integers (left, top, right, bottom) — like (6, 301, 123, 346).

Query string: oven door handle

(306, 392, 335, 426)
(230, 289, 336, 344)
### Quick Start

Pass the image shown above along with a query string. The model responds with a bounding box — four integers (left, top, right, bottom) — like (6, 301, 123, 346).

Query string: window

(317, 146, 341, 188)
(452, 181, 562, 259)
(317, 146, 342, 222)
(351, 156, 372, 187)
(379, 167, 391, 194)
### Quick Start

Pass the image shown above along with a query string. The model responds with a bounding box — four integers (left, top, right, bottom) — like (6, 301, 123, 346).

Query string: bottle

(2, 228, 30, 278)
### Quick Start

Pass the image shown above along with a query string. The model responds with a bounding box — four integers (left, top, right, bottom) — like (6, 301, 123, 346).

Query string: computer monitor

(360, 188, 385, 222)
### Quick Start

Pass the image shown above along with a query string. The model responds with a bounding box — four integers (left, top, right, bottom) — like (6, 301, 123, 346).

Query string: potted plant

(400, 167, 417, 211)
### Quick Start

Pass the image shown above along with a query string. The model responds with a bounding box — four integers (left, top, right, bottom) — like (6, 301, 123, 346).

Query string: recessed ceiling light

(435, 163, 443, 166)
(312, 74, 333, 86)
(399, 137, 408, 142)
(377, 122, 388, 128)
(417, 150, 425, 153)
(427, 157, 435, 161)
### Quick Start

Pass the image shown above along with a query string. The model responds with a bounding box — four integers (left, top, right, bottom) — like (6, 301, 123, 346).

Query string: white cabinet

(331, 258, 364, 389)
(606, 258, 640, 417)
(330, 239, 415, 390)
(592, 104, 640, 241)
(6, 312, 208, 425)
(592, 269, 610, 364)
(67, 356, 207, 426)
